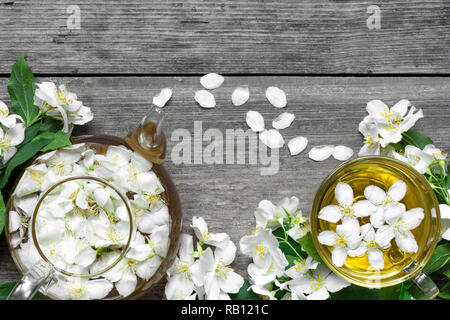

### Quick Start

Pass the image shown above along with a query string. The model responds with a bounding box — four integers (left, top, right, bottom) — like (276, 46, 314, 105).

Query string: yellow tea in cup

(311, 156, 440, 295)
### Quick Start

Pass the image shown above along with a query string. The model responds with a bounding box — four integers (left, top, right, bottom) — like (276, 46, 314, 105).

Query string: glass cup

(310, 156, 441, 299)
(6, 176, 134, 300)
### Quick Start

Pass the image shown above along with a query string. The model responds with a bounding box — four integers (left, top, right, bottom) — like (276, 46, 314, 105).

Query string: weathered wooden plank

(0, 76, 449, 299)
(0, 0, 449, 74)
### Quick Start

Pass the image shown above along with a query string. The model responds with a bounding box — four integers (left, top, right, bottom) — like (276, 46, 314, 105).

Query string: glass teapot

(5, 106, 182, 300)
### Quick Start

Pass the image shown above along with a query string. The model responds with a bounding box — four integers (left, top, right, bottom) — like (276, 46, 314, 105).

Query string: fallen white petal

(246, 111, 265, 132)
(287, 136, 308, 156)
(152, 88, 172, 108)
(200, 73, 224, 89)
(332, 146, 354, 161)
(272, 112, 295, 130)
(265, 86, 287, 108)
(231, 86, 249, 106)
(308, 145, 334, 161)
(194, 90, 216, 109)
(259, 129, 285, 149)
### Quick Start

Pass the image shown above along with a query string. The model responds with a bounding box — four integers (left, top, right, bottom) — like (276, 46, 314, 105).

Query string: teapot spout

(125, 106, 166, 165)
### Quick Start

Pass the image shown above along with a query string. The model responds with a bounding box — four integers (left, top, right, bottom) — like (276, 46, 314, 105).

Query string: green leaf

(399, 283, 413, 300)
(423, 243, 450, 275)
(272, 228, 306, 259)
(0, 136, 52, 189)
(38, 120, 63, 134)
(229, 280, 260, 300)
(447, 171, 450, 190)
(0, 282, 49, 300)
(438, 262, 450, 278)
(331, 284, 381, 300)
(0, 282, 16, 300)
(7, 54, 40, 127)
(379, 284, 401, 300)
(21, 123, 41, 145)
(40, 131, 72, 152)
(438, 282, 450, 299)
(0, 192, 5, 236)
(389, 142, 406, 153)
(297, 233, 325, 265)
(401, 130, 434, 149)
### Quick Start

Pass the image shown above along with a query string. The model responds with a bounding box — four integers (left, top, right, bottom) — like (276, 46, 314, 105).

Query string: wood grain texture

(0, 76, 449, 299)
(0, 0, 449, 74)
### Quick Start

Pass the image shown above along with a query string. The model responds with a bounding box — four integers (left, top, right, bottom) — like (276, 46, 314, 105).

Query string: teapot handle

(407, 270, 439, 300)
(7, 261, 54, 300)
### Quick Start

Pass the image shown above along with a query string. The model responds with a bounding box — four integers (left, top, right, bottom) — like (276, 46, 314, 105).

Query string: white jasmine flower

(287, 212, 310, 240)
(14, 194, 39, 217)
(0, 101, 24, 128)
(95, 233, 161, 297)
(136, 171, 165, 209)
(8, 211, 27, 247)
(0, 120, 25, 164)
(375, 207, 424, 253)
(16, 239, 43, 270)
(254, 196, 299, 230)
(249, 284, 278, 300)
(422, 144, 447, 162)
(318, 182, 377, 225)
(392, 145, 434, 174)
(135, 205, 170, 234)
(347, 224, 390, 270)
(285, 256, 318, 279)
(231, 86, 249, 106)
(363, 99, 423, 147)
(166, 234, 196, 300)
(47, 278, 113, 300)
(289, 264, 350, 300)
(364, 180, 407, 228)
(165, 276, 196, 300)
(358, 121, 381, 156)
(190, 241, 244, 300)
(86, 212, 130, 248)
(239, 228, 288, 286)
(34, 82, 93, 133)
(318, 219, 362, 267)
(191, 216, 230, 248)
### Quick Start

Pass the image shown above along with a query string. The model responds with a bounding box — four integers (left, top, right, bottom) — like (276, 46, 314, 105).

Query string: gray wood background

(0, 1, 449, 300)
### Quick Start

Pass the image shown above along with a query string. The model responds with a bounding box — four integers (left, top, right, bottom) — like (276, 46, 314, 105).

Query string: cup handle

(7, 261, 54, 300)
(407, 271, 439, 300)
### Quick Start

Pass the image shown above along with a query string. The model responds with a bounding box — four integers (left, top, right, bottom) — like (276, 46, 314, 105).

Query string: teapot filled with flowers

(1, 55, 181, 300)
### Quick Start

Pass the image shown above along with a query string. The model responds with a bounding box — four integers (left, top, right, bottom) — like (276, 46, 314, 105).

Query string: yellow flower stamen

(310, 274, 325, 291)
(215, 260, 232, 280)
(254, 244, 266, 259)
